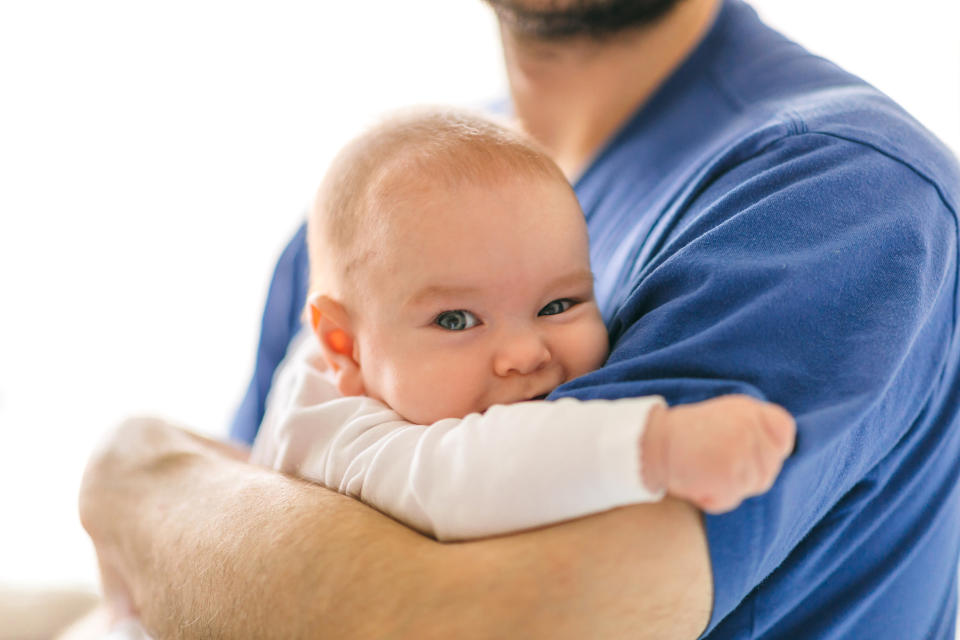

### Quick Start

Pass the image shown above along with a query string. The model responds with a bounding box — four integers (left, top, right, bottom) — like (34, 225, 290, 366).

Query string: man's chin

(483, 0, 684, 40)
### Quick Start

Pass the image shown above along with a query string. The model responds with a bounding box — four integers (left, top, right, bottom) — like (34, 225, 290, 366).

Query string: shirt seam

(635, 128, 959, 348)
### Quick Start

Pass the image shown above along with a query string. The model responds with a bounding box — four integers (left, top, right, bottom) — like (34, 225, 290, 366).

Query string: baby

(250, 107, 796, 541)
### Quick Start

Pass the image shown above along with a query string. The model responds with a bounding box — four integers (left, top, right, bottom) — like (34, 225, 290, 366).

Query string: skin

(644, 398, 794, 512)
(73, 0, 775, 637)
(327, 172, 609, 425)
(499, 0, 721, 178)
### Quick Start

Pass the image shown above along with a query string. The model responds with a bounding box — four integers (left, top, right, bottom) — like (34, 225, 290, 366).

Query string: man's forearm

(83, 419, 441, 638)
(81, 418, 711, 639)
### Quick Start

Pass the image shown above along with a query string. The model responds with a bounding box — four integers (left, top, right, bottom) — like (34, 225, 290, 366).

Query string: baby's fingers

(748, 409, 796, 495)
(697, 494, 745, 515)
(686, 456, 764, 514)
(757, 403, 796, 457)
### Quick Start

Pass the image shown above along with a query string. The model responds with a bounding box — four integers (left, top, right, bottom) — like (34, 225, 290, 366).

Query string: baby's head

(307, 108, 609, 424)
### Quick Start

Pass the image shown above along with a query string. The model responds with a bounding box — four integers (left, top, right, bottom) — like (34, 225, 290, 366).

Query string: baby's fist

(643, 396, 795, 513)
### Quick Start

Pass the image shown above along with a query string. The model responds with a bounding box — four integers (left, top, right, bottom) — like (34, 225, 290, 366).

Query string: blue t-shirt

(231, 1, 960, 636)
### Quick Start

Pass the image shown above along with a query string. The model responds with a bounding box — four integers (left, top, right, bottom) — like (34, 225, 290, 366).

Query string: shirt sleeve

(252, 354, 665, 541)
(552, 133, 957, 632)
(230, 221, 310, 445)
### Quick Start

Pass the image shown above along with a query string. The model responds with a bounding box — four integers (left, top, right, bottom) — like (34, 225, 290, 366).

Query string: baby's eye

(434, 310, 480, 331)
(538, 299, 575, 316)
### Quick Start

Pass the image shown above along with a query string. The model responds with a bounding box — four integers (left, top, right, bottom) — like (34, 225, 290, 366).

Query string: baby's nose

(493, 327, 551, 377)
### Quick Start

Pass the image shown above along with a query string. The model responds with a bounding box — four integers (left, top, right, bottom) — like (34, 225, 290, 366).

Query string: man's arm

(81, 417, 711, 639)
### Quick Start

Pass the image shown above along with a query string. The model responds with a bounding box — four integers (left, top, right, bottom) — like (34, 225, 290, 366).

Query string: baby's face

(347, 172, 609, 425)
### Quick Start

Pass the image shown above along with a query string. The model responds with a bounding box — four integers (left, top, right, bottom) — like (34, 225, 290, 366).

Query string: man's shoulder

(700, 0, 959, 213)
(673, 75, 960, 261)
(694, 66, 960, 212)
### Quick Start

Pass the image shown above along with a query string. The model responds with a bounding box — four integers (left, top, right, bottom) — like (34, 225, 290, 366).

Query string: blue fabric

(230, 1, 960, 636)
(229, 223, 309, 445)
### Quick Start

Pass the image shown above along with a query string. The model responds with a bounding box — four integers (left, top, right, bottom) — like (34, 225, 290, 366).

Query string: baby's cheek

(405, 368, 489, 423)
(381, 364, 457, 424)
(569, 321, 610, 379)
(379, 371, 428, 423)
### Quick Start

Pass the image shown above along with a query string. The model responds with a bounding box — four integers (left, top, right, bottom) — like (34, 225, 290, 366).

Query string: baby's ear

(307, 294, 365, 397)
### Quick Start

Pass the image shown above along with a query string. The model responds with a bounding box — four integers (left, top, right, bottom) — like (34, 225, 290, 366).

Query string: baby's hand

(642, 395, 795, 513)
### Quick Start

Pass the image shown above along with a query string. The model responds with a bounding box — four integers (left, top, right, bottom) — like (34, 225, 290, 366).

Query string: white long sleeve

(252, 338, 665, 541)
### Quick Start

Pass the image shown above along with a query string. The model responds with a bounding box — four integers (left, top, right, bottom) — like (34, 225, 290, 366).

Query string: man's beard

(484, 0, 686, 40)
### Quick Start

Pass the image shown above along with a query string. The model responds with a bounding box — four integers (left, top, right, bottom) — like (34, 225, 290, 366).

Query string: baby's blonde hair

(307, 107, 569, 300)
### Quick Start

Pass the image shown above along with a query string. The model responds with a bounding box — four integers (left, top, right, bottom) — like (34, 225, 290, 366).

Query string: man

(80, 0, 960, 637)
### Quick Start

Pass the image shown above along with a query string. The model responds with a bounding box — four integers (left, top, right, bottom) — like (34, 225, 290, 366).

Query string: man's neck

(499, 0, 720, 180)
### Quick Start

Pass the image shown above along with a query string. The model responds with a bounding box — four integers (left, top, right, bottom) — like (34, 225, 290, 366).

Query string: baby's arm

(252, 337, 668, 541)
(253, 387, 665, 541)
(253, 352, 794, 540)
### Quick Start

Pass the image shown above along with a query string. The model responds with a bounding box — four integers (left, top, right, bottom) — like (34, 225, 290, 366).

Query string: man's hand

(643, 395, 796, 513)
(79, 418, 250, 624)
(79, 416, 247, 550)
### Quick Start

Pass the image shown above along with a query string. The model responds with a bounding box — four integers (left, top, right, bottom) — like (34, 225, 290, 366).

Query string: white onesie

(251, 334, 665, 541)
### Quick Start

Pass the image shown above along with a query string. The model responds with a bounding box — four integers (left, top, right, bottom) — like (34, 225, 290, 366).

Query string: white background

(1, 0, 958, 595)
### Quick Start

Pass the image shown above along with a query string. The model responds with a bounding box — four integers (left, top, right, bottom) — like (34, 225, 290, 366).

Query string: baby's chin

(388, 394, 502, 425)
(395, 404, 483, 426)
